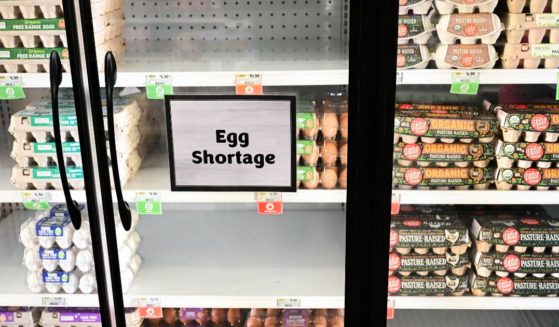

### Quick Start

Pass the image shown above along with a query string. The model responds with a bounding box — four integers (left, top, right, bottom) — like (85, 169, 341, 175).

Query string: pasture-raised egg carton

(437, 13, 503, 45)
(394, 141, 495, 168)
(496, 104, 559, 142)
(473, 249, 559, 278)
(388, 251, 471, 276)
(502, 43, 559, 69)
(496, 140, 559, 168)
(398, 14, 434, 44)
(506, 13, 559, 44)
(496, 166, 559, 190)
(397, 44, 431, 69)
(435, 0, 499, 14)
(399, 0, 433, 15)
(470, 272, 559, 296)
(434, 44, 498, 69)
(393, 165, 494, 190)
(388, 274, 469, 296)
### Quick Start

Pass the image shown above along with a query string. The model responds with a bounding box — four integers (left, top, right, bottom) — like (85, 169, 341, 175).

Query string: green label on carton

(531, 44, 559, 58)
(450, 71, 479, 95)
(536, 14, 559, 28)
(296, 140, 315, 155)
(0, 18, 65, 31)
(296, 166, 315, 181)
(33, 142, 80, 154)
(0, 48, 68, 60)
(32, 167, 83, 180)
(146, 75, 173, 100)
(30, 114, 77, 127)
(296, 113, 316, 129)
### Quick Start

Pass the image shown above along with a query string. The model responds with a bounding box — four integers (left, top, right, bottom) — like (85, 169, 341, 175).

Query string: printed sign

(165, 95, 296, 191)
(138, 297, 163, 319)
(391, 193, 401, 215)
(22, 191, 51, 210)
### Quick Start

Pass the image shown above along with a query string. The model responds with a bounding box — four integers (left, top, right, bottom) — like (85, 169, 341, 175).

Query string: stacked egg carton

(397, 0, 434, 69)
(503, 0, 559, 68)
(392, 103, 498, 190)
(387, 206, 471, 296)
(0, 307, 39, 327)
(0, 0, 125, 73)
(39, 307, 142, 327)
(296, 93, 348, 190)
(469, 208, 559, 296)
(19, 204, 142, 294)
(494, 103, 559, 190)
(8, 93, 159, 190)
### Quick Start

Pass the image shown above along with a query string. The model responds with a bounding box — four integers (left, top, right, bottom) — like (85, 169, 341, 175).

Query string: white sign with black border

(165, 95, 296, 191)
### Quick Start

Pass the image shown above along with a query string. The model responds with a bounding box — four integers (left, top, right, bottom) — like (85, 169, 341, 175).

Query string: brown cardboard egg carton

(473, 248, 559, 278)
(0, 0, 123, 19)
(506, 13, 559, 44)
(437, 13, 503, 45)
(502, 43, 559, 69)
(394, 141, 494, 168)
(0, 307, 38, 326)
(496, 140, 559, 169)
(435, 0, 499, 15)
(496, 104, 559, 142)
(496, 167, 559, 190)
(388, 251, 471, 277)
(470, 271, 559, 296)
(400, 0, 433, 15)
(508, 0, 559, 14)
(392, 165, 494, 190)
(0, 33, 66, 48)
(11, 165, 85, 190)
(397, 44, 431, 69)
(388, 273, 469, 296)
(435, 44, 498, 69)
(398, 14, 434, 45)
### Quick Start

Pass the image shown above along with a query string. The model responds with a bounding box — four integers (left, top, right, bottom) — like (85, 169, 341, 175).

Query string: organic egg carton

(496, 104, 559, 142)
(473, 248, 559, 278)
(399, 0, 433, 15)
(502, 43, 559, 69)
(508, 0, 559, 14)
(496, 166, 559, 190)
(388, 251, 471, 277)
(435, 0, 499, 15)
(470, 271, 559, 296)
(39, 307, 143, 327)
(397, 44, 431, 69)
(393, 142, 494, 168)
(435, 44, 498, 69)
(388, 273, 469, 296)
(398, 14, 434, 45)
(437, 13, 503, 45)
(0, 0, 123, 19)
(506, 14, 559, 44)
(496, 140, 559, 169)
(393, 165, 494, 190)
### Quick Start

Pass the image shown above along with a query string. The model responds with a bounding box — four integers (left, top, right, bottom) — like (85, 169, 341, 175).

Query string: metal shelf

(398, 69, 558, 85)
(394, 190, 559, 205)
(390, 296, 559, 310)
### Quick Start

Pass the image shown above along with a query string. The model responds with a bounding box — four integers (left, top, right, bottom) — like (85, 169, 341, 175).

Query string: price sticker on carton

(256, 192, 283, 215)
(450, 71, 479, 95)
(387, 299, 395, 320)
(0, 76, 25, 99)
(391, 192, 401, 215)
(22, 191, 51, 210)
(146, 74, 173, 100)
(138, 297, 163, 319)
(136, 192, 162, 215)
(235, 73, 263, 95)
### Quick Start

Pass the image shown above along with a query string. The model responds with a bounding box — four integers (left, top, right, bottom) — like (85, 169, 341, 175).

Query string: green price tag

(296, 140, 315, 155)
(136, 191, 162, 215)
(556, 72, 559, 101)
(22, 191, 50, 210)
(146, 75, 173, 100)
(0, 76, 25, 99)
(450, 72, 479, 95)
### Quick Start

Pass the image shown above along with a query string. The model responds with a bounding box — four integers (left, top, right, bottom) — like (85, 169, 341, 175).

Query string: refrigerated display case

(0, 1, 379, 326)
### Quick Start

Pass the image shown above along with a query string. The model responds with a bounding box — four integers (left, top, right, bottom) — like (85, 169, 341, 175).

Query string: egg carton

(0, 307, 37, 326)
(397, 44, 431, 69)
(495, 104, 559, 142)
(394, 142, 494, 168)
(470, 272, 559, 296)
(399, 0, 433, 15)
(435, 0, 499, 14)
(496, 140, 559, 169)
(0, 32, 66, 48)
(388, 251, 470, 277)
(393, 165, 494, 190)
(437, 14, 503, 45)
(506, 13, 559, 44)
(435, 44, 498, 69)
(496, 166, 559, 190)
(295, 139, 342, 167)
(508, 0, 559, 14)
(297, 166, 343, 190)
(398, 14, 434, 44)
(502, 43, 559, 69)
(473, 249, 559, 278)
(387, 274, 469, 296)
(394, 134, 495, 144)
(0, 0, 123, 19)
(39, 308, 142, 327)
(392, 244, 470, 255)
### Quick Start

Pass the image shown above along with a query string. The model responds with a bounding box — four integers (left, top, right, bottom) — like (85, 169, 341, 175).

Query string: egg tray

(436, 13, 503, 45)
(0, 0, 123, 19)
(470, 272, 559, 296)
(400, 0, 433, 15)
(394, 135, 497, 144)
(473, 249, 559, 278)
(396, 159, 492, 169)
(506, 14, 559, 44)
(26, 271, 99, 295)
(387, 274, 469, 296)
(39, 308, 142, 327)
(388, 251, 471, 277)
(496, 167, 559, 190)
(496, 141, 559, 169)
(397, 44, 431, 69)
(398, 14, 434, 45)
(296, 140, 347, 168)
(0, 307, 37, 326)
(502, 43, 559, 69)
(507, 0, 559, 13)
(434, 44, 498, 69)
(435, 0, 499, 14)
(297, 166, 346, 190)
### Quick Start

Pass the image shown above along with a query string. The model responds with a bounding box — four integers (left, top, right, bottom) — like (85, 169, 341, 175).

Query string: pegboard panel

(123, 0, 348, 66)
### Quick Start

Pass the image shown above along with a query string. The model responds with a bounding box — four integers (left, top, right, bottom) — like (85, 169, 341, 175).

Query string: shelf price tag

(22, 191, 51, 210)
(450, 71, 479, 95)
(136, 191, 162, 215)
(235, 73, 263, 95)
(396, 71, 403, 85)
(0, 76, 25, 99)
(256, 192, 283, 215)
(556, 72, 559, 101)
(391, 192, 401, 215)
(145, 74, 173, 100)
(138, 297, 163, 319)
(387, 299, 395, 320)
(42, 296, 66, 306)
(276, 298, 301, 308)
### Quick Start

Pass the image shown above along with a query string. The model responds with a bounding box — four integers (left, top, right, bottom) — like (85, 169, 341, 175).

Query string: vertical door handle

(49, 51, 82, 229)
(105, 51, 132, 231)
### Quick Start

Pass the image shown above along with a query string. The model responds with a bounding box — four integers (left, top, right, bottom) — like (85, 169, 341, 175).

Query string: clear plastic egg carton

(397, 44, 431, 69)
(496, 140, 559, 169)
(435, 0, 499, 14)
(502, 43, 559, 69)
(39, 307, 142, 327)
(434, 44, 498, 69)
(388, 251, 470, 277)
(0, 307, 38, 327)
(505, 13, 559, 44)
(399, 0, 433, 15)
(0, 0, 123, 19)
(436, 13, 503, 45)
(398, 14, 434, 44)
(508, 0, 559, 13)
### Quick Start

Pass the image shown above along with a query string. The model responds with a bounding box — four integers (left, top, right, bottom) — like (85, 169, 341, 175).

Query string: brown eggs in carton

(506, 13, 559, 44)
(508, 0, 559, 14)
(502, 43, 559, 69)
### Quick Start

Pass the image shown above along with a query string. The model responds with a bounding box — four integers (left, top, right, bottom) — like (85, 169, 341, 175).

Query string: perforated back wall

(123, 0, 349, 69)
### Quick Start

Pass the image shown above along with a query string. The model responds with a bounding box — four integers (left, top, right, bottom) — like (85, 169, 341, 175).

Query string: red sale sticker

(256, 192, 283, 215)
(391, 193, 401, 215)
(236, 74, 263, 95)
(387, 299, 395, 320)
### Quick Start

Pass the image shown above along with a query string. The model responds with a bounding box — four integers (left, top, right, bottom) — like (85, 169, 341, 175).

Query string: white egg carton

(39, 308, 142, 327)
(506, 13, 559, 44)
(437, 13, 503, 45)
(397, 44, 431, 69)
(0, 307, 37, 326)
(502, 43, 559, 69)
(508, 0, 559, 14)
(0, 0, 123, 19)
(435, 0, 498, 14)
(399, 0, 433, 15)
(434, 44, 498, 69)
(398, 14, 434, 44)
